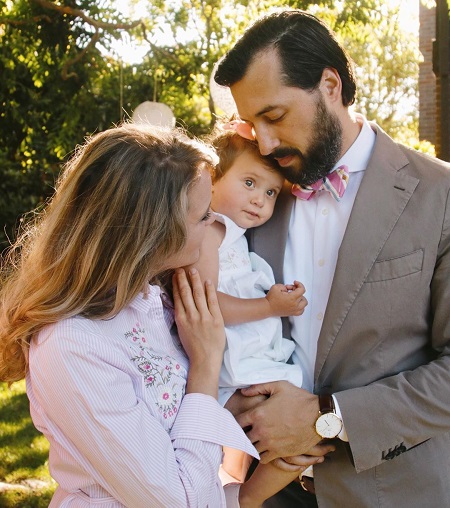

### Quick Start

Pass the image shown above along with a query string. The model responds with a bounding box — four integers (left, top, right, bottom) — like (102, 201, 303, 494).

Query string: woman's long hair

(0, 123, 214, 382)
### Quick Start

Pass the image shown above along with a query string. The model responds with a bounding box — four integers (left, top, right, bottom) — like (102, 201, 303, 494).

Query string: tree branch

(61, 29, 100, 80)
(0, 15, 52, 26)
(31, 0, 143, 31)
(26, 0, 146, 79)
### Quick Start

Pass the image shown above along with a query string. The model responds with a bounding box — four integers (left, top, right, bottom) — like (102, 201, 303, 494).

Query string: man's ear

(320, 67, 342, 104)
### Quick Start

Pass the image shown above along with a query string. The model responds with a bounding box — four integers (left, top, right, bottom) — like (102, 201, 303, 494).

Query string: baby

(194, 120, 314, 504)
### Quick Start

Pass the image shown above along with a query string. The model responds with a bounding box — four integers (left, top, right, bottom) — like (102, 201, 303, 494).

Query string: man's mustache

(271, 147, 303, 159)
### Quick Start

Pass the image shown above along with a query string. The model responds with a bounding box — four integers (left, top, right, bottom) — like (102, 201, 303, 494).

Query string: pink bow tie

(291, 165, 349, 202)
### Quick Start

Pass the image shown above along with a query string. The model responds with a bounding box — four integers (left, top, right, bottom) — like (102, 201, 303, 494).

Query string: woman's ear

(320, 67, 342, 104)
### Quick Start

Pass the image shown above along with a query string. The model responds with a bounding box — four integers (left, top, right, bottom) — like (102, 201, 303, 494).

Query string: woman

(0, 124, 258, 507)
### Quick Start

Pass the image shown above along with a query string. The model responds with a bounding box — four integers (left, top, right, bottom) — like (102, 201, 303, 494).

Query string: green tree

(0, 0, 425, 251)
(130, 0, 423, 147)
(0, 0, 144, 249)
(140, 0, 340, 129)
(327, 1, 422, 145)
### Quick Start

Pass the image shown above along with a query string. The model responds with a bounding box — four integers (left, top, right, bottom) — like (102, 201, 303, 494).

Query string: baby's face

(212, 150, 284, 229)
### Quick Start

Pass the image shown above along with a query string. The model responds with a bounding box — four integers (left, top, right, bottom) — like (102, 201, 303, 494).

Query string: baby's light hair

(207, 120, 281, 182)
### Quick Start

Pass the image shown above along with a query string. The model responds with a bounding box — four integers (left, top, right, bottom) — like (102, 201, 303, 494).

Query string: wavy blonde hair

(0, 123, 214, 383)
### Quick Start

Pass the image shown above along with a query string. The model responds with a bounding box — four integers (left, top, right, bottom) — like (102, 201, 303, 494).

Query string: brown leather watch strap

(318, 393, 334, 414)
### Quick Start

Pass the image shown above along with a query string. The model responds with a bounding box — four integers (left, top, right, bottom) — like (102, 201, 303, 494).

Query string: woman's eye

(201, 210, 212, 221)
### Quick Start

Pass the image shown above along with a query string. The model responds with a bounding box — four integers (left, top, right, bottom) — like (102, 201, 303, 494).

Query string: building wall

(419, 2, 437, 147)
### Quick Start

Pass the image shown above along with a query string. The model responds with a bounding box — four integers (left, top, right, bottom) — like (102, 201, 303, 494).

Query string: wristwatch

(314, 394, 343, 439)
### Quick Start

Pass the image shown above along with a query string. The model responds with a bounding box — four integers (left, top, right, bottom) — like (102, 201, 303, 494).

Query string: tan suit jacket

(248, 125, 450, 507)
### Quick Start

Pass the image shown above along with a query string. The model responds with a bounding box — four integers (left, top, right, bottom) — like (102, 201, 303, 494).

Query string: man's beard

(271, 96, 343, 186)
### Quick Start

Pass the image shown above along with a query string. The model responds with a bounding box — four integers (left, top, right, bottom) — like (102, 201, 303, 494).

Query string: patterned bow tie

(291, 165, 349, 202)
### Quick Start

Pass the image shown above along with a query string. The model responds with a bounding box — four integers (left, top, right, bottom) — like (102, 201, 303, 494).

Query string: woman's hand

(271, 441, 336, 472)
(173, 268, 226, 397)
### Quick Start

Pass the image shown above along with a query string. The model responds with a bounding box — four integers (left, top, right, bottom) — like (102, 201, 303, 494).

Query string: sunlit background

(111, 0, 420, 64)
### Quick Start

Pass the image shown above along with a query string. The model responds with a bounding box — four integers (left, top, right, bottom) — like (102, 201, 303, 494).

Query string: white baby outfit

(216, 213, 303, 406)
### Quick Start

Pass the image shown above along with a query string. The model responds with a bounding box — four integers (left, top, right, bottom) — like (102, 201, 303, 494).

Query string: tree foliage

(0, 0, 424, 250)
(328, 1, 421, 145)
(0, 0, 144, 248)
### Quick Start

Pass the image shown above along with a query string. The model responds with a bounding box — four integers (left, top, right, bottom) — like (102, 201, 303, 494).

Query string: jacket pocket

(366, 248, 423, 282)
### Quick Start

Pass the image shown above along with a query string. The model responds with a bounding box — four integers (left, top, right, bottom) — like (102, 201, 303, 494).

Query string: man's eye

(267, 114, 284, 124)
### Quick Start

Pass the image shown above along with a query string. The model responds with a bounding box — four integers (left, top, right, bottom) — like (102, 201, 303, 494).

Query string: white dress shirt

(284, 114, 376, 392)
(284, 115, 375, 460)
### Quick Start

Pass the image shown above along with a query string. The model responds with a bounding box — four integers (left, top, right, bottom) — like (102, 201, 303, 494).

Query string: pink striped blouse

(26, 284, 257, 507)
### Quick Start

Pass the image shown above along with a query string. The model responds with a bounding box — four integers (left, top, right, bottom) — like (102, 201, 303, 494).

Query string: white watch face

(315, 412, 343, 438)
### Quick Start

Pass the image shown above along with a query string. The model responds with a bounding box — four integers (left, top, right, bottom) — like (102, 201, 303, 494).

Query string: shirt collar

(129, 284, 163, 314)
(334, 113, 376, 174)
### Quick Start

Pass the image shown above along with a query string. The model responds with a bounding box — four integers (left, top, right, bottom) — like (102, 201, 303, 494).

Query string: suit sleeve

(334, 185, 450, 473)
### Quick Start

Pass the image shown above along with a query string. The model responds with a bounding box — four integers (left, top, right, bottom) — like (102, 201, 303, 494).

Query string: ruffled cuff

(171, 393, 259, 459)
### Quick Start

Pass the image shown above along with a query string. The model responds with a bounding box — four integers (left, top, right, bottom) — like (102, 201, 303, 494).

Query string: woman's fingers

(173, 268, 203, 318)
(204, 279, 223, 323)
(271, 457, 307, 473)
(173, 268, 209, 315)
(172, 269, 185, 314)
(188, 268, 210, 315)
(173, 268, 223, 327)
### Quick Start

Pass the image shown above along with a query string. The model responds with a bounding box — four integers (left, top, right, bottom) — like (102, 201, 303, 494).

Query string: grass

(0, 381, 56, 507)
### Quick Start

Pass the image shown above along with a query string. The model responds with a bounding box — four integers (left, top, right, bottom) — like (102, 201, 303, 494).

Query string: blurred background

(0, 1, 448, 504)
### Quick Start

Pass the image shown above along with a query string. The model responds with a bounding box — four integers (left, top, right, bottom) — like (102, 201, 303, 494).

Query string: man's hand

(236, 381, 321, 463)
(224, 389, 268, 417)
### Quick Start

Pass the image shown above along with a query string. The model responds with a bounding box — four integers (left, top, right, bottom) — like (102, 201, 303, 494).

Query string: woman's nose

(205, 210, 215, 226)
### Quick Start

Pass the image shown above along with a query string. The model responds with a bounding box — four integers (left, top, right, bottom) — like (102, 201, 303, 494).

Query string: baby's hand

(265, 280, 307, 317)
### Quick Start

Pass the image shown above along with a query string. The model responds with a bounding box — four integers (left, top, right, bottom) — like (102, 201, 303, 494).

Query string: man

(214, 10, 450, 508)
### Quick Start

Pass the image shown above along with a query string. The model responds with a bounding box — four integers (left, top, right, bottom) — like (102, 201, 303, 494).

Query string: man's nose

(254, 125, 279, 156)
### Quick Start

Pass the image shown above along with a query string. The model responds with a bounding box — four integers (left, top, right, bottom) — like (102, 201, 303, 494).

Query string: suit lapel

(249, 180, 294, 284)
(314, 127, 419, 383)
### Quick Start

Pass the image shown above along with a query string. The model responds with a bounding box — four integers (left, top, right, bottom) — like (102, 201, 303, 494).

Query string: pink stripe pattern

(26, 284, 257, 507)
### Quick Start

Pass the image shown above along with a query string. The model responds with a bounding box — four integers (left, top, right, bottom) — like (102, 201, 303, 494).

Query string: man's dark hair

(215, 10, 357, 106)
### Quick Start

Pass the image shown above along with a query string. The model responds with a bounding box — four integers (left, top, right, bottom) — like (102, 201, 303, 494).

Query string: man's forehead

(230, 85, 287, 122)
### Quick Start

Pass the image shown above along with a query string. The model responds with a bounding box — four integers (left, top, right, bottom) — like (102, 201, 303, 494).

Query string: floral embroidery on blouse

(126, 323, 186, 427)
(124, 323, 147, 344)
